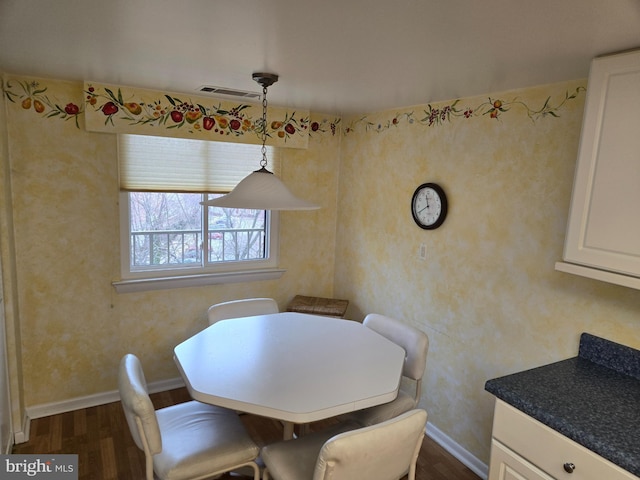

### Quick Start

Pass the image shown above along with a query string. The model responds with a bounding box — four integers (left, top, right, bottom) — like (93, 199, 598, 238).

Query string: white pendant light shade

(201, 167, 320, 210)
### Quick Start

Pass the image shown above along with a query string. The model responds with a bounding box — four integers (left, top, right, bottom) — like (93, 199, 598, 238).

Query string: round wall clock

(411, 183, 448, 230)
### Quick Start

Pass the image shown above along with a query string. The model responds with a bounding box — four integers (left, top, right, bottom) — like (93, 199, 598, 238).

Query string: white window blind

(118, 134, 279, 193)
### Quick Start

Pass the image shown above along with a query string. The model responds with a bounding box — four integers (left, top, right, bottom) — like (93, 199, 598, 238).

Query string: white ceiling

(1, 0, 639, 115)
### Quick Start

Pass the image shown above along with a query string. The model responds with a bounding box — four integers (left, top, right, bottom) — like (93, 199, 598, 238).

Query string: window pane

(129, 192, 202, 267)
(206, 195, 267, 263)
(128, 192, 269, 271)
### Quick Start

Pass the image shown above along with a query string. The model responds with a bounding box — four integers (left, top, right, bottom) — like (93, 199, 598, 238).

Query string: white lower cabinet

(488, 400, 638, 480)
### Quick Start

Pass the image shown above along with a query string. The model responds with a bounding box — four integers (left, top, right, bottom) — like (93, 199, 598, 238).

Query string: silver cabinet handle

(563, 462, 576, 473)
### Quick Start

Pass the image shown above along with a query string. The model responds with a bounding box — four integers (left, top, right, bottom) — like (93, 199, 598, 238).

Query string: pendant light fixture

(201, 72, 319, 210)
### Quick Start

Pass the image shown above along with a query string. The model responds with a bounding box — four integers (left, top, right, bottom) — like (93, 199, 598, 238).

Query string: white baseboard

(14, 412, 30, 446)
(426, 421, 488, 480)
(15, 377, 185, 443)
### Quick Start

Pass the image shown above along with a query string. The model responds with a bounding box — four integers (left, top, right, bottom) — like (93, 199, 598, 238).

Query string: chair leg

(145, 456, 154, 480)
(231, 461, 261, 480)
(408, 464, 416, 480)
(263, 468, 271, 480)
(250, 461, 260, 480)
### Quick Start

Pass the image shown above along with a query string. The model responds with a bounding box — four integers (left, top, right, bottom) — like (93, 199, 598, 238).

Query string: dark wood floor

(13, 388, 481, 480)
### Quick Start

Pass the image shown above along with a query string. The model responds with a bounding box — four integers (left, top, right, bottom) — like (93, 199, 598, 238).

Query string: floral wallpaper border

(344, 86, 586, 134)
(83, 82, 311, 149)
(3, 78, 84, 128)
(1, 77, 340, 147)
(3, 76, 585, 143)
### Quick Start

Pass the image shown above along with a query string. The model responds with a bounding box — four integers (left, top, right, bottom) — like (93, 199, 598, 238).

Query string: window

(114, 135, 284, 293)
(127, 192, 272, 268)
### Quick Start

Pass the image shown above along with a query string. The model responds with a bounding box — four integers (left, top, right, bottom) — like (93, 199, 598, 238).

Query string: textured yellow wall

(335, 80, 640, 463)
(1, 75, 340, 408)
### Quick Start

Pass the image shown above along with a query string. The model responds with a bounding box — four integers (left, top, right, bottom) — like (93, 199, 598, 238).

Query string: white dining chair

(261, 409, 428, 480)
(343, 313, 429, 427)
(118, 354, 260, 480)
(207, 297, 278, 325)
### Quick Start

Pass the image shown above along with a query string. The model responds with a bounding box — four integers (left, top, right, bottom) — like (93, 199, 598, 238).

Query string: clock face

(411, 183, 448, 230)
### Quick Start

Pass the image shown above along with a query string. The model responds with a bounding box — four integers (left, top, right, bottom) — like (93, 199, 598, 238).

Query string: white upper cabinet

(556, 49, 640, 290)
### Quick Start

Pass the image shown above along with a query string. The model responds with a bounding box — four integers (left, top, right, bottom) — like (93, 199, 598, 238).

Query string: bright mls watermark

(1, 455, 77, 479)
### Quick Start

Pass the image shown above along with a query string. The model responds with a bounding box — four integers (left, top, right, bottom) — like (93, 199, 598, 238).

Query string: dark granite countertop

(485, 333, 640, 477)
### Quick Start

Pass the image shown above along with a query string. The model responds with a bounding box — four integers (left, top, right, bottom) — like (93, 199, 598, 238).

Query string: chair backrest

(118, 354, 162, 456)
(363, 314, 429, 382)
(314, 409, 427, 480)
(208, 298, 279, 325)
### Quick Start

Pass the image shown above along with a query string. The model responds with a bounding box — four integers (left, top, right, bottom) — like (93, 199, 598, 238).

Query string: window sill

(112, 268, 286, 294)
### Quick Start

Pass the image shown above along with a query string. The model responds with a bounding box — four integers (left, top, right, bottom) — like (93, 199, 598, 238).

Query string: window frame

(113, 191, 284, 294)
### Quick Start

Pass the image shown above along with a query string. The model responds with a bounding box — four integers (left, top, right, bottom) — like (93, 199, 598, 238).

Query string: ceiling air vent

(197, 85, 261, 100)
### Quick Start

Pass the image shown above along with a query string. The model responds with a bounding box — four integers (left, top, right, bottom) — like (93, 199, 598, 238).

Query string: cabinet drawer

(492, 400, 637, 480)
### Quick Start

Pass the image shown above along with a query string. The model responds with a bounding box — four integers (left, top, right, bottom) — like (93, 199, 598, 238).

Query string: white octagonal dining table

(174, 312, 405, 439)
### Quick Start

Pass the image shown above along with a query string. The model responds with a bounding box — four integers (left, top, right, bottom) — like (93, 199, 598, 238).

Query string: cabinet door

(489, 440, 555, 480)
(561, 49, 640, 280)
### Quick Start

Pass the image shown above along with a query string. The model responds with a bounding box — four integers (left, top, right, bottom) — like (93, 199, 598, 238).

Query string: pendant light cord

(260, 85, 268, 169)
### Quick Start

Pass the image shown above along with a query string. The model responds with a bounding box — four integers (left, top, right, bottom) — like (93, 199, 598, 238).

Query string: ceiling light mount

(252, 72, 279, 89)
